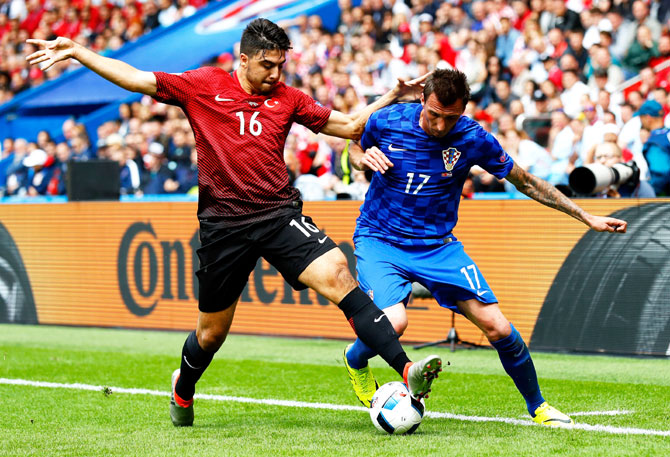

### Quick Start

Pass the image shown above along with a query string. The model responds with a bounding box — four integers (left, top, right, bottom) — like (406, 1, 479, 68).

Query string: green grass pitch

(1, 324, 669, 456)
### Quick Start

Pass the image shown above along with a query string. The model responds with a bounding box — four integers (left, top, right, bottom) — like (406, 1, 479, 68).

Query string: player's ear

(239, 53, 248, 68)
(420, 93, 425, 105)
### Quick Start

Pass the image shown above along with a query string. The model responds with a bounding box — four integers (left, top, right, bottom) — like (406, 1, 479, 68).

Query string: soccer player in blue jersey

(343, 69, 628, 426)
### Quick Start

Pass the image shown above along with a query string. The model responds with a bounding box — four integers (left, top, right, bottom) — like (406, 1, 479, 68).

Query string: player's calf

(337, 288, 411, 376)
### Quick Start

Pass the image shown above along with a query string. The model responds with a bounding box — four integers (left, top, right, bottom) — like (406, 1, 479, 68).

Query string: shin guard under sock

(338, 288, 410, 376)
(175, 330, 215, 401)
(491, 323, 545, 415)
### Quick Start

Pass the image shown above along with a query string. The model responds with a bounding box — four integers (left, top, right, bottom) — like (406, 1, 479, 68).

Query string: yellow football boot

(532, 402, 574, 426)
(343, 344, 379, 407)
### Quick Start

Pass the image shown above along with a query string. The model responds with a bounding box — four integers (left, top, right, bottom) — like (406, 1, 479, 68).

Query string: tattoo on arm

(506, 163, 589, 223)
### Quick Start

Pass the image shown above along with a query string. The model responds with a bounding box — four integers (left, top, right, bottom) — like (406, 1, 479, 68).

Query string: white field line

(2, 377, 668, 437)
(569, 410, 634, 417)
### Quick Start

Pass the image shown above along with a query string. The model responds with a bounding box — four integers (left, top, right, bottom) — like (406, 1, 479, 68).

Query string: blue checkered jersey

(355, 103, 514, 246)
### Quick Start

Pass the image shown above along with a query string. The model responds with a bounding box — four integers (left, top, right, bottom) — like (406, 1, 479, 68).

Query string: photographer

(589, 142, 655, 198)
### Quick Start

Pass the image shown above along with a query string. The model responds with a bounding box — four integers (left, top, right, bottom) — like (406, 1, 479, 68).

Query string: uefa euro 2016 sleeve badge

(442, 147, 461, 177)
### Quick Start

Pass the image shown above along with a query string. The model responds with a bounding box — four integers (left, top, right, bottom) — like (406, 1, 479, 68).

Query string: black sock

(175, 331, 215, 400)
(338, 288, 410, 376)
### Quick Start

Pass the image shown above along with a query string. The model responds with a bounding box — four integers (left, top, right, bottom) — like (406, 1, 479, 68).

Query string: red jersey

(153, 67, 331, 225)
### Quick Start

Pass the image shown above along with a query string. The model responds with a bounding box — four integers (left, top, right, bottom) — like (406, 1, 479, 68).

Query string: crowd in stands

(2, 0, 670, 199)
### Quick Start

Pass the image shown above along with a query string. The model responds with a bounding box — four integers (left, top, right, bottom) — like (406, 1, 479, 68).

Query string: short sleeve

(289, 87, 332, 133)
(153, 67, 221, 106)
(359, 112, 380, 151)
(477, 131, 515, 179)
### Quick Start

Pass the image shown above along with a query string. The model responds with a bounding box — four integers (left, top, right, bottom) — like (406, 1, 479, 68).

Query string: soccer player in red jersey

(26, 18, 443, 426)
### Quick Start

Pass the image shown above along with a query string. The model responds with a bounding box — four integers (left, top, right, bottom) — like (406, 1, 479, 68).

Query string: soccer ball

(369, 381, 424, 435)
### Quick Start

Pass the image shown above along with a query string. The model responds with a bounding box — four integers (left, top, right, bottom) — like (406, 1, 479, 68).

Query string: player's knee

(197, 327, 227, 352)
(484, 319, 511, 342)
(331, 261, 358, 292)
(391, 317, 408, 336)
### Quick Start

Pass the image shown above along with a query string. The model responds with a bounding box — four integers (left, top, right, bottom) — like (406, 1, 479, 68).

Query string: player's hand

(361, 146, 394, 173)
(586, 215, 627, 233)
(25, 37, 77, 71)
(392, 72, 432, 102)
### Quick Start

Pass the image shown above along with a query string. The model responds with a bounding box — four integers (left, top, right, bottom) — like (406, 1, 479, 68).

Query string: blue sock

(346, 338, 377, 369)
(491, 323, 545, 416)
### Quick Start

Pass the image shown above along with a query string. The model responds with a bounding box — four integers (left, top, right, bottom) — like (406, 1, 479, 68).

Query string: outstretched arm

(320, 73, 430, 140)
(505, 162, 628, 233)
(26, 37, 157, 96)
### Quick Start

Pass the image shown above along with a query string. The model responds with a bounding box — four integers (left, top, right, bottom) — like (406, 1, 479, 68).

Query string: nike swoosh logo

(374, 315, 385, 322)
(215, 95, 235, 102)
(318, 236, 328, 244)
(477, 290, 488, 297)
(543, 418, 573, 424)
(182, 355, 200, 370)
(388, 144, 408, 152)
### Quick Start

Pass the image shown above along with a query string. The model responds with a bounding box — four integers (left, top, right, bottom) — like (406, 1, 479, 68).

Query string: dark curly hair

(240, 18, 292, 58)
(423, 69, 471, 108)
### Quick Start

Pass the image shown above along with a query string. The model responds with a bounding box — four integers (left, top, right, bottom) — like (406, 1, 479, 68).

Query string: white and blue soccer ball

(369, 381, 424, 435)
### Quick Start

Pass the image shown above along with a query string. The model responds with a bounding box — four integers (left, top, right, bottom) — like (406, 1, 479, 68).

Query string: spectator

(143, 1, 162, 31)
(0, 138, 15, 194)
(541, 0, 582, 34)
(496, 16, 521, 68)
(105, 133, 141, 196)
(639, 100, 670, 195)
(167, 128, 192, 164)
(622, 25, 660, 74)
(141, 141, 177, 194)
(631, 0, 663, 41)
(578, 98, 605, 162)
(3, 138, 30, 196)
(70, 132, 95, 161)
(608, 8, 635, 62)
(564, 28, 588, 71)
(595, 88, 623, 124)
(461, 173, 474, 199)
(531, 88, 551, 115)
(548, 109, 576, 185)
(588, 66, 624, 108)
(474, 55, 505, 106)
(511, 0, 532, 31)
(504, 129, 553, 182)
(493, 79, 519, 111)
(508, 58, 532, 99)
(547, 27, 568, 59)
(175, 148, 198, 194)
(48, 142, 72, 196)
(559, 70, 590, 118)
(582, 7, 606, 50)
(649, 33, 670, 70)
(22, 148, 55, 196)
(471, 167, 506, 193)
(157, 0, 179, 28)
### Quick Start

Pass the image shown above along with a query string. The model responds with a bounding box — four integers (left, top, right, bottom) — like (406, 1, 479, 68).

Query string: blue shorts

(354, 236, 498, 313)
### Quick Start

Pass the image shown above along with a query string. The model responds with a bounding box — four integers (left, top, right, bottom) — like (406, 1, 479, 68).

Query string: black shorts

(196, 208, 338, 313)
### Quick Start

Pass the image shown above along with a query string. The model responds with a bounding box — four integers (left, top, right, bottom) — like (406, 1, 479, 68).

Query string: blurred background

(1, 0, 669, 201)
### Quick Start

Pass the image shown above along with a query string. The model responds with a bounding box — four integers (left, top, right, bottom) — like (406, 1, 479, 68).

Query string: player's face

(240, 49, 286, 95)
(420, 94, 465, 138)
